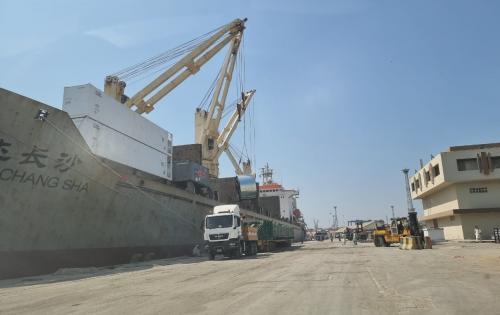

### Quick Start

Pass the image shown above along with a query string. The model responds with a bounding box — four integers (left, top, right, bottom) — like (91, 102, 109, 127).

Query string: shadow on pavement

(0, 249, 278, 288)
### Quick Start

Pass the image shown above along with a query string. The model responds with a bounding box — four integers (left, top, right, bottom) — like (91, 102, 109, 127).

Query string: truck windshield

(206, 215, 233, 229)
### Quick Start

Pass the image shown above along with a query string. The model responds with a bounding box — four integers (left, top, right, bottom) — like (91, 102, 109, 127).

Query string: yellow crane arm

(216, 89, 255, 157)
(104, 18, 247, 114)
(225, 147, 244, 176)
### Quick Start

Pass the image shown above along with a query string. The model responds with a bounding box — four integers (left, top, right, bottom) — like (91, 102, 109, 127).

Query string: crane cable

(228, 143, 250, 163)
(109, 23, 226, 81)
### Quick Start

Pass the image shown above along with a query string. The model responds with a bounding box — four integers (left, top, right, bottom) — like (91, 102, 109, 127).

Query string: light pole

(402, 168, 419, 236)
(402, 169, 415, 213)
(333, 206, 338, 229)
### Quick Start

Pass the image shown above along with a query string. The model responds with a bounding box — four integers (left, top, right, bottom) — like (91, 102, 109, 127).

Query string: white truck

(204, 204, 258, 259)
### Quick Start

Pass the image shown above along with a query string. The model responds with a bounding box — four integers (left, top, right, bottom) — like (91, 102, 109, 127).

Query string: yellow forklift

(373, 217, 412, 247)
(374, 169, 424, 247)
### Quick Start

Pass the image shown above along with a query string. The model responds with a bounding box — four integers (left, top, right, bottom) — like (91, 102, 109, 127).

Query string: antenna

(331, 206, 338, 229)
(259, 163, 273, 184)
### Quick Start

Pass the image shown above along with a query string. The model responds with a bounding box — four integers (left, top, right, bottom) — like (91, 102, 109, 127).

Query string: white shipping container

(63, 84, 172, 155)
(63, 84, 173, 180)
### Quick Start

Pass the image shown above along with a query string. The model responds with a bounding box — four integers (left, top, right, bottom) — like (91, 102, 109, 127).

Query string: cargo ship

(0, 19, 306, 279)
(0, 86, 304, 279)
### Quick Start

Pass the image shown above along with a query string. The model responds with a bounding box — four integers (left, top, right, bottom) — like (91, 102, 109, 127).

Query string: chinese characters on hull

(0, 138, 88, 193)
(2, 139, 81, 173)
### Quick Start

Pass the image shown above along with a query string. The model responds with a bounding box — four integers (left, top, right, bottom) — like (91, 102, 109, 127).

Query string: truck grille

(209, 233, 229, 240)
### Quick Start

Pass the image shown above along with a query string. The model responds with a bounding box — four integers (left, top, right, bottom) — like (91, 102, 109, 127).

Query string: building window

(457, 158, 478, 171)
(207, 138, 214, 150)
(469, 187, 488, 193)
(411, 182, 415, 191)
(491, 156, 500, 169)
(433, 164, 440, 177)
(425, 171, 431, 182)
(415, 179, 420, 189)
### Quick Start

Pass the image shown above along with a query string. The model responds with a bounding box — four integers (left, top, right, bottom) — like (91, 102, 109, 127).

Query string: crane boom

(225, 147, 245, 175)
(196, 89, 255, 177)
(103, 18, 254, 178)
(104, 18, 247, 114)
(225, 147, 253, 176)
(216, 90, 255, 159)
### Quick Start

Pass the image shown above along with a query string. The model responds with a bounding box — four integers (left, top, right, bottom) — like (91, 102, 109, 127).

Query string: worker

(474, 225, 482, 242)
(353, 230, 358, 245)
(330, 232, 334, 242)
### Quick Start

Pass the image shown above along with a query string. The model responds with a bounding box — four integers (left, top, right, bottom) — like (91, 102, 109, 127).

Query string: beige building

(410, 143, 500, 240)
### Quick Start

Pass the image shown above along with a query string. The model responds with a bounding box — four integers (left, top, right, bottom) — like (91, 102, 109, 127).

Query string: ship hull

(0, 88, 217, 279)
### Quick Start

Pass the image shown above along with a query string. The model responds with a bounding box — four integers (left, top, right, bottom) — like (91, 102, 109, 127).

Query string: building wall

(410, 154, 446, 199)
(422, 185, 459, 216)
(411, 147, 500, 199)
(455, 181, 500, 209)
(459, 213, 500, 240)
(436, 216, 464, 240)
(442, 149, 500, 183)
(413, 144, 500, 240)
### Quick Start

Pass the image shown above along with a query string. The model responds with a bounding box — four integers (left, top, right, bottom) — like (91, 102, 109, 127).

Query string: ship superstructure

(258, 164, 300, 222)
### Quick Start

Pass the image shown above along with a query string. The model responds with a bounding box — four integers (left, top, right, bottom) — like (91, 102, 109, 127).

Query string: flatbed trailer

(204, 205, 303, 259)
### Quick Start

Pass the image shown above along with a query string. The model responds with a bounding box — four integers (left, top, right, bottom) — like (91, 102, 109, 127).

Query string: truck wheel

(208, 252, 215, 260)
(244, 242, 251, 256)
(235, 246, 242, 258)
(374, 236, 383, 247)
(248, 243, 255, 256)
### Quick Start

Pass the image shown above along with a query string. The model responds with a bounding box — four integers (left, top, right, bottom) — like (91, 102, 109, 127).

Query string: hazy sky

(1, 0, 500, 228)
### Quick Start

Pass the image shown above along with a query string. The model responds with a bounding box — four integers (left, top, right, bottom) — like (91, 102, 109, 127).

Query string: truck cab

(204, 204, 258, 259)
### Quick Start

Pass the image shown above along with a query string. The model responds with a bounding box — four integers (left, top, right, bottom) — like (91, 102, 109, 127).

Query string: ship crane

(102, 18, 255, 177)
(205, 89, 255, 176)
